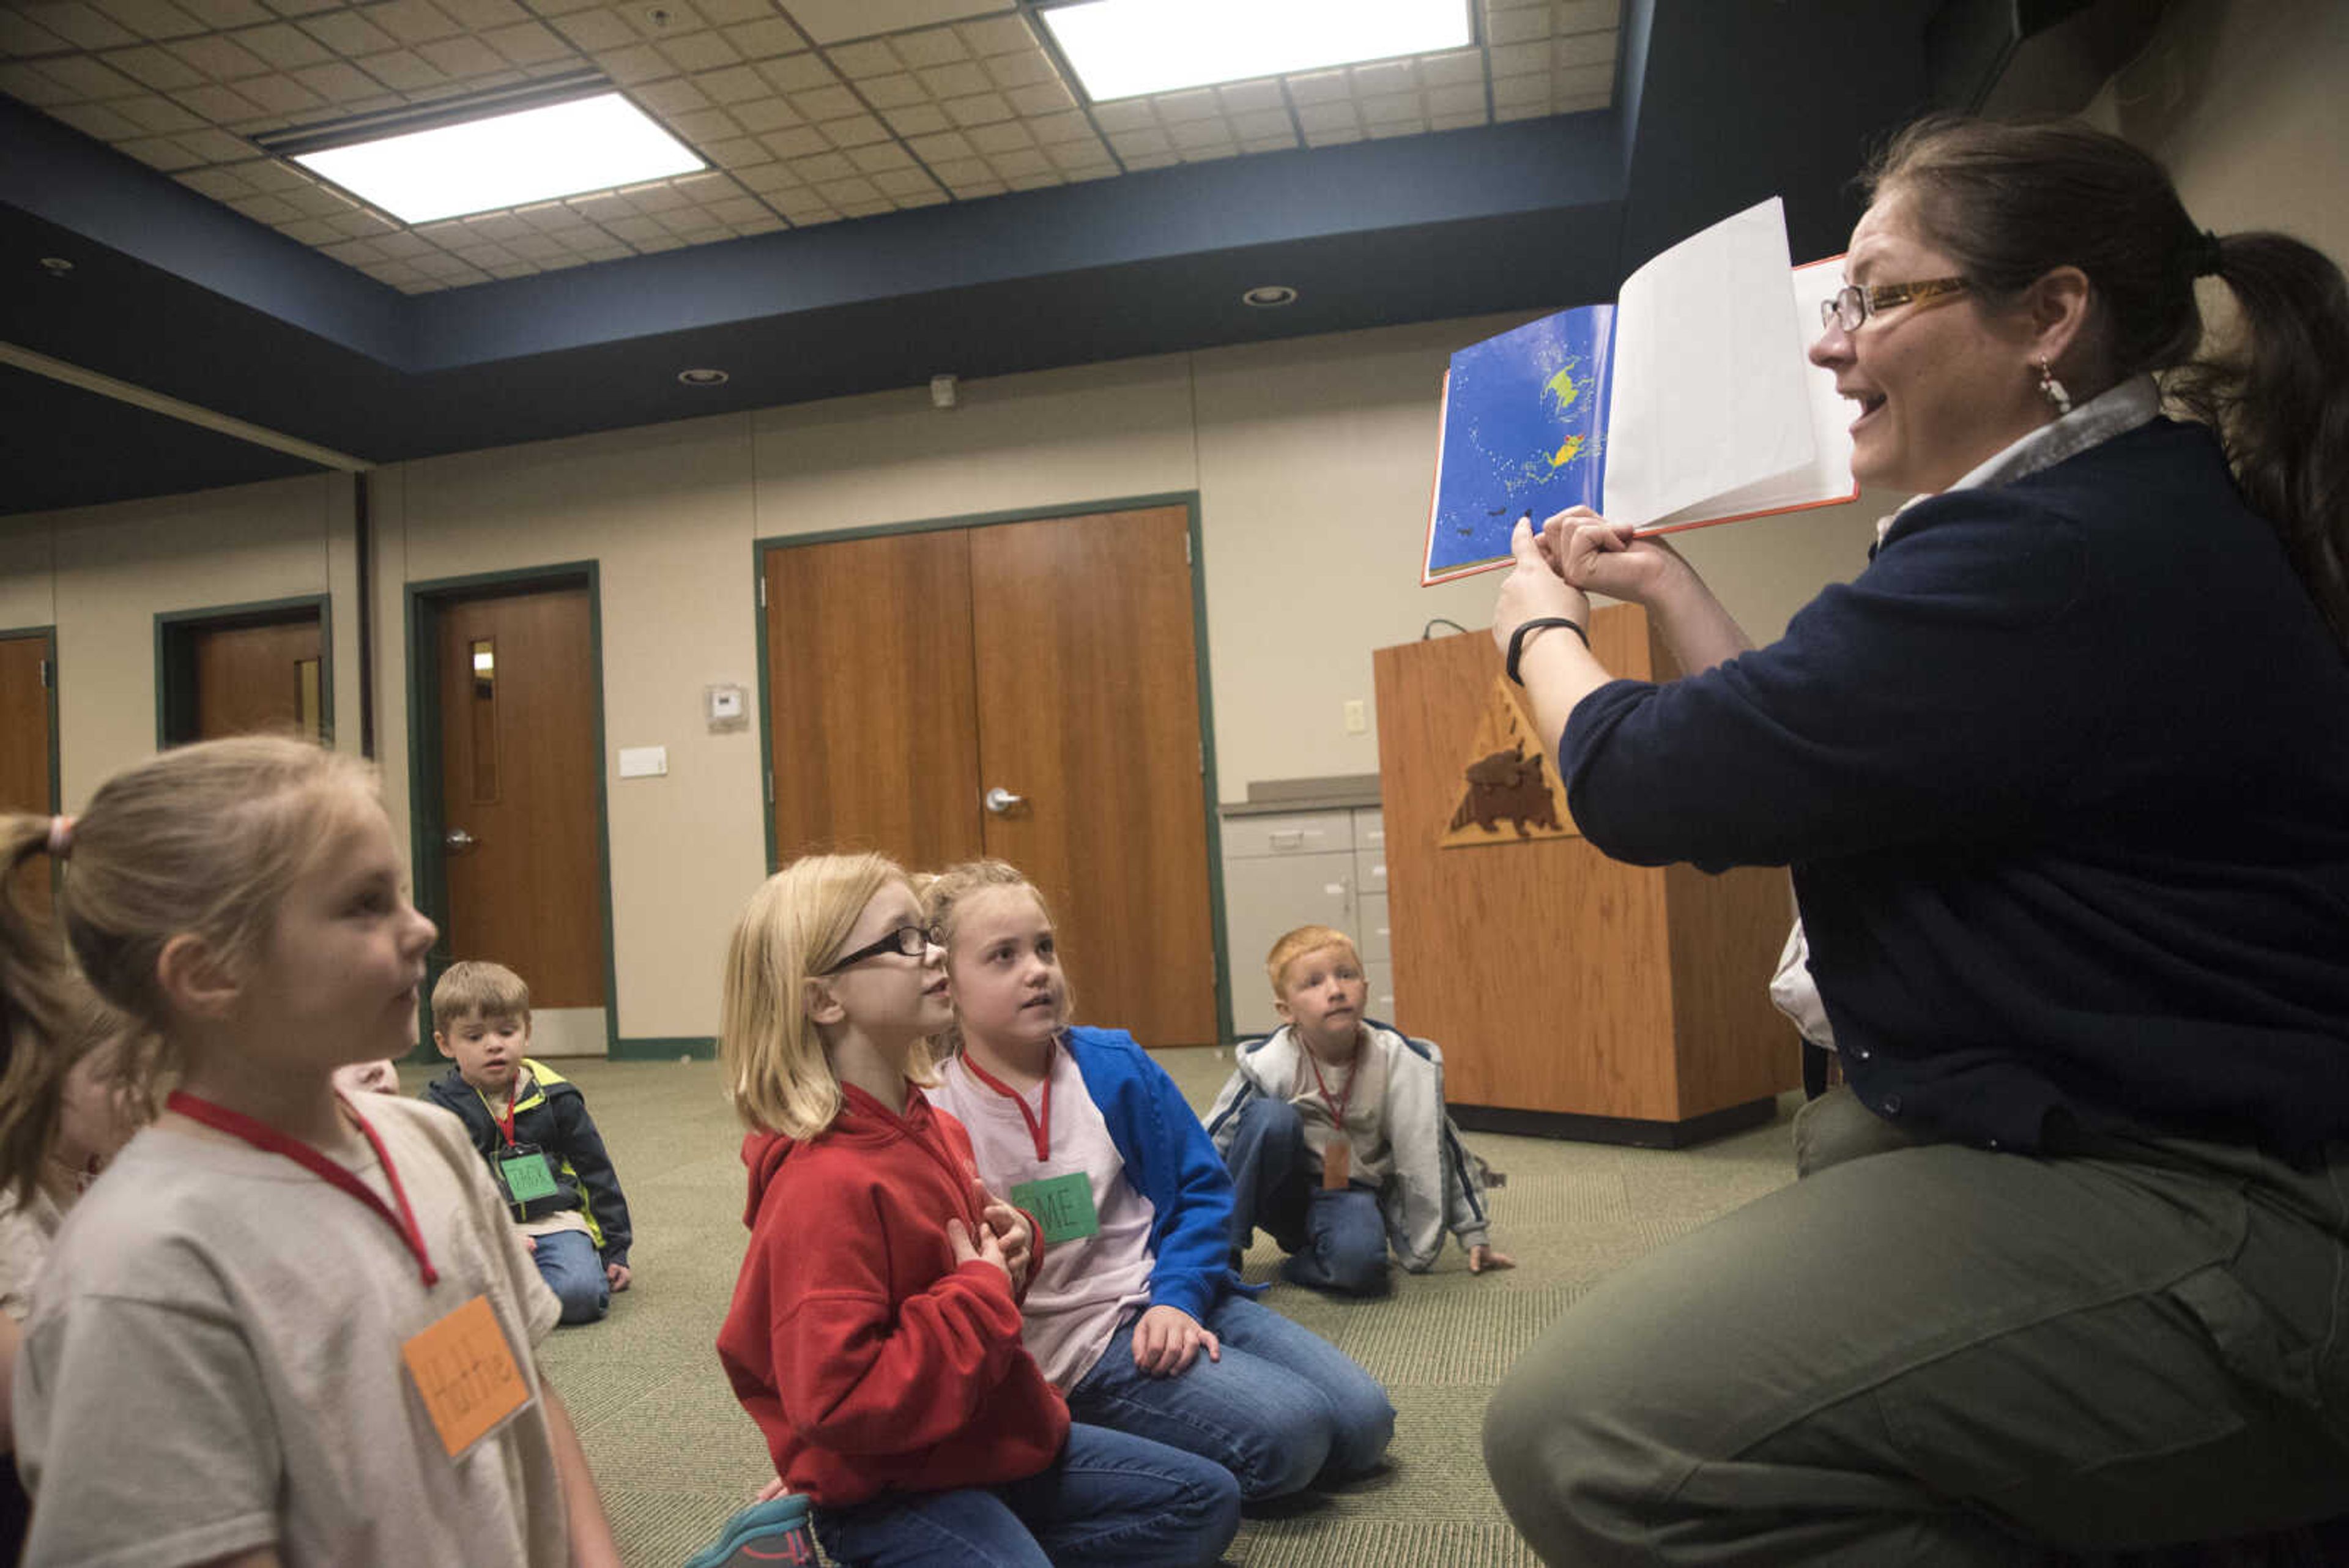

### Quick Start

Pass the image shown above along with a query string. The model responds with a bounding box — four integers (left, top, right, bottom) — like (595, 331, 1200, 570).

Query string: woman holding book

(1482, 114, 2349, 1564)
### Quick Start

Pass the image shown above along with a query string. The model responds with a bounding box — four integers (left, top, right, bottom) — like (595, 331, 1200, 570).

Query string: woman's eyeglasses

(1819, 277, 1969, 333)
(821, 924, 933, 974)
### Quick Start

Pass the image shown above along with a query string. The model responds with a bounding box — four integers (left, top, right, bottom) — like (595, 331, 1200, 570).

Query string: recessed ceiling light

(1041, 0, 1473, 103)
(1241, 284, 1298, 307)
(284, 89, 703, 227)
(677, 368, 730, 386)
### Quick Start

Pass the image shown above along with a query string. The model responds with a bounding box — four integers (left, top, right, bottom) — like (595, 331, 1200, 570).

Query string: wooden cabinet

(1371, 611, 1795, 1146)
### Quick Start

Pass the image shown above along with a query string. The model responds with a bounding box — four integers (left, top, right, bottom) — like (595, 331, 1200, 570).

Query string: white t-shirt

(926, 1048, 1156, 1389)
(1287, 1033, 1395, 1187)
(0, 1183, 66, 1323)
(14, 1093, 567, 1568)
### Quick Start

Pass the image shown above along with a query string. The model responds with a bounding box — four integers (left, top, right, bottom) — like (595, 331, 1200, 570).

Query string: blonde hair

(1266, 924, 1360, 999)
(0, 736, 376, 1197)
(918, 859, 1072, 1056)
(432, 959, 530, 1025)
(721, 852, 935, 1139)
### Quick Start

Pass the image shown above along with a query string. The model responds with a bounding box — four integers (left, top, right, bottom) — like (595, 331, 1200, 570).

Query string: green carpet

(491, 1053, 1803, 1567)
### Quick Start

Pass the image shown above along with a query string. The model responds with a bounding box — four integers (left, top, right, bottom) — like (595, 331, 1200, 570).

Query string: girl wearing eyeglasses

(1485, 116, 2349, 1562)
(708, 852, 1239, 1568)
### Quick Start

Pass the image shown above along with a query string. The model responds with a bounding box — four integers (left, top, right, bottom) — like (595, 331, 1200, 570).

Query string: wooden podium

(1371, 609, 1795, 1146)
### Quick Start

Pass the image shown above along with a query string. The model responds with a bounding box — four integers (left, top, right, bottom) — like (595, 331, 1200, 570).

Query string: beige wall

(42, 0, 2349, 1042)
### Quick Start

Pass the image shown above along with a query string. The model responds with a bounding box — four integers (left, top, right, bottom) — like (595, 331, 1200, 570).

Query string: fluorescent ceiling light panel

(1042, 0, 1472, 102)
(292, 92, 703, 226)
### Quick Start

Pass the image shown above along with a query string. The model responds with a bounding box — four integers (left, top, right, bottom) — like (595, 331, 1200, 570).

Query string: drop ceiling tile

(1556, 86, 1609, 112)
(112, 89, 205, 129)
(869, 165, 937, 198)
(1043, 137, 1108, 169)
(1349, 58, 1415, 94)
(226, 189, 303, 221)
(704, 193, 769, 223)
(1173, 143, 1231, 163)
(588, 42, 666, 80)
(785, 147, 851, 180)
(1227, 106, 1288, 139)
(0, 62, 80, 106)
(1283, 68, 1346, 105)
(1364, 116, 1423, 139)
(352, 47, 448, 88)
(107, 43, 206, 89)
(24, 2, 141, 50)
(667, 103, 739, 139)
(844, 138, 908, 170)
(688, 0, 771, 27)
(524, 0, 602, 15)
(294, 58, 383, 98)
(1150, 87, 1215, 123)
(753, 50, 829, 90)
(924, 154, 984, 182)
(1300, 125, 1358, 147)
(436, 0, 529, 27)
(1417, 47, 1483, 86)
(1554, 0, 1616, 34)
(563, 191, 634, 218)
(1359, 91, 1420, 125)
(414, 32, 509, 73)
(1104, 127, 1165, 157)
(784, 80, 854, 117)
(657, 29, 738, 69)
(297, 9, 401, 54)
(1554, 29, 1613, 67)
(1553, 60, 1610, 94)
(1486, 4, 1551, 44)
(885, 187, 943, 208)
(879, 100, 945, 135)
(1492, 99, 1545, 122)
(330, 206, 397, 234)
(168, 29, 275, 76)
(719, 16, 799, 59)
(175, 124, 257, 156)
(601, 213, 665, 241)
(234, 70, 322, 110)
(754, 123, 823, 156)
(979, 48, 1050, 89)
(812, 173, 875, 203)
(503, 231, 572, 259)
(1025, 109, 1088, 144)
(902, 128, 966, 160)
(264, 0, 344, 17)
(1424, 80, 1483, 117)
(854, 69, 922, 106)
(823, 37, 892, 76)
(275, 214, 347, 243)
(0, 11, 72, 53)
(692, 61, 765, 98)
(731, 160, 798, 190)
(169, 78, 268, 115)
(912, 58, 982, 97)
(1214, 76, 1282, 114)
(1488, 70, 1545, 106)
(954, 12, 1028, 54)
(513, 200, 590, 229)
(1487, 39, 1546, 76)
(626, 179, 692, 209)
(1165, 118, 1230, 150)
(651, 206, 714, 235)
(321, 235, 388, 262)
(1428, 108, 1486, 131)
(367, 0, 467, 45)
(549, 7, 633, 48)
(174, 0, 268, 23)
(174, 163, 255, 196)
(116, 133, 204, 166)
(960, 116, 1025, 153)
(817, 111, 887, 146)
(453, 239, 520, 266)
(703, 134, 769, 166)
(483, 19, 570, 61)
(235, 155, 305, 187)
(1086, 98, 1152, 133)
(939, 89, 1008, 126)
(1291, 99, 1354, 133)
(633, 73, 710, 110)
(278, 176, 356, 215)
(886, 26, 965, 69)
(460, 210, 533, 239)
(1120, 149, 1174, 169)
(727, 95, 800, 130)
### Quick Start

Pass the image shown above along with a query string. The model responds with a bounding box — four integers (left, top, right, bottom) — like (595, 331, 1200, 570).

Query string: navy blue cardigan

(1562, 419, 2349, 1157)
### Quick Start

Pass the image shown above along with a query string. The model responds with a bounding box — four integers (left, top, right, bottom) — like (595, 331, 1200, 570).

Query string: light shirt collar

(1874, 373, 2162, 544)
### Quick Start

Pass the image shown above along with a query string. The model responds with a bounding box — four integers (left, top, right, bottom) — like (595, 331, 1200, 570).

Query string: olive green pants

(1485, 1089, 2349, 1565)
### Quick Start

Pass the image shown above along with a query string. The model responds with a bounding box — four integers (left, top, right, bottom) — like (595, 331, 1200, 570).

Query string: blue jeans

(1067, 1295, 1394, 1500)
(1222, 1097, 1392, 1296)
(531, 1227, 609, 1325)
(811, 1423, 1239, 1568)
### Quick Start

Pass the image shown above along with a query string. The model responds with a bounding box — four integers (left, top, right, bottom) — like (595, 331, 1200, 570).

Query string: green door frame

(402, 563, 620, 1061)
(153, 593, 334, 749)
(750, 491, 1233, 1046)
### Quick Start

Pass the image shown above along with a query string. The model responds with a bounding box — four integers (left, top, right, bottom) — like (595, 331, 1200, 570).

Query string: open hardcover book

(1422, 196, 1855, 585)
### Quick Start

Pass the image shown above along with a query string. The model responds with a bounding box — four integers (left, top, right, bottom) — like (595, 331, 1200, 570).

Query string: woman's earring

(2036, 357, 2073, 417)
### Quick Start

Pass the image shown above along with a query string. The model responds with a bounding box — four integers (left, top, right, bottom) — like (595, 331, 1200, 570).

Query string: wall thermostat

(706, 682, 748, 730)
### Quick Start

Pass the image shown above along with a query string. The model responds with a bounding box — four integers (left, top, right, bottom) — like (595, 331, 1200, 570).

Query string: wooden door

(435, 586, 606, 1009)
(969, 508, 1216, 1047)
(0, 633, 53, 917)
(765, 531, 985, 870)
(763, 505, 1218, 1047)
(192, 617, 324, 740)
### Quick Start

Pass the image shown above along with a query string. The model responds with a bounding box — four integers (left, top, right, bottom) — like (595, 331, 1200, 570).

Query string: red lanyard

(1304, 1048, 1357, 1128)
(477, 1084, 519, 1147)
(960, 1042, 1056, 1164)
(167, 1090, 439, 1288)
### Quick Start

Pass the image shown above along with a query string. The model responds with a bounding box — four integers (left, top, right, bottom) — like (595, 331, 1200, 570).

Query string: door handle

(444, 828, 478, 852)
(984, 787, 1025, 816)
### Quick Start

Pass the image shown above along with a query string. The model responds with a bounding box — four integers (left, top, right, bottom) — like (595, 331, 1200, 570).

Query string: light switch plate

(618, 745, 667, 778)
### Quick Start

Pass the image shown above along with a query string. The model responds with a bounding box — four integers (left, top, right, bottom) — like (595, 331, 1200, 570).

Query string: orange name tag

(1321, 1139, 1351, 1191)
(401, 1294, 532, 1460)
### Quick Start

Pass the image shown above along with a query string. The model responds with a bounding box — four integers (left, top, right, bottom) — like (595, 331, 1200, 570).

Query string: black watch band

(1505, 617, 1589, 685)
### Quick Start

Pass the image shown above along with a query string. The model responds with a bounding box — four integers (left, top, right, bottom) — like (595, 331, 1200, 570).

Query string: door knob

(444, 828, 478, 852)
(984, 787, 1025, 815)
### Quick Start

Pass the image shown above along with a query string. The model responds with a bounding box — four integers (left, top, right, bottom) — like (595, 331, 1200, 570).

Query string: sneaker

(683, 1492, 816, 1567)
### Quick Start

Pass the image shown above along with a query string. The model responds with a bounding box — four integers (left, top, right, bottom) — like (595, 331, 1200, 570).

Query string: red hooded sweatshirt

(716, 1082, 1070, 1507)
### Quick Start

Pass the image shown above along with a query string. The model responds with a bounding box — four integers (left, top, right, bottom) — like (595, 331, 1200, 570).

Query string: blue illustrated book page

(1422, 305, 1616, 584)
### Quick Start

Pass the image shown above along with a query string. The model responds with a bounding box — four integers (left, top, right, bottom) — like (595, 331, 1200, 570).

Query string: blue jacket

(1562, 420, 2349, 1156)
(1063, 1026, 1248, 1320)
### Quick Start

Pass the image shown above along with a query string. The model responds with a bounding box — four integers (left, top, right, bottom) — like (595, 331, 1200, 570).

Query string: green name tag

(499, 1151, 559, 1204)
(1011, 1170, 1099, 1246)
